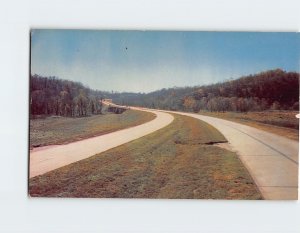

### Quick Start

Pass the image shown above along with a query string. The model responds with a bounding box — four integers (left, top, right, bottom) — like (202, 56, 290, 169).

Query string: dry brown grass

(29, 114, 262, 199)
(30, 110, 155, 148)
(199, 111, 299, 141)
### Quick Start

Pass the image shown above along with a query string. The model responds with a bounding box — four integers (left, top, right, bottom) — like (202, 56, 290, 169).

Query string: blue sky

(31, 30, 299, 93)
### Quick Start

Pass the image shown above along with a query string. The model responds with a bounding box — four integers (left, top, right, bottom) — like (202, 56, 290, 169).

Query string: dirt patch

(211, 142, 233, 151)
(204, 140, 227, 145)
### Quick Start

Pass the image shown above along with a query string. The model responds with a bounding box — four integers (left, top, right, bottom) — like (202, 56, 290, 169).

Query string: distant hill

(108, 69, 299, 112)
(31, 69, 299, 117)
(30, 75, 105, 117)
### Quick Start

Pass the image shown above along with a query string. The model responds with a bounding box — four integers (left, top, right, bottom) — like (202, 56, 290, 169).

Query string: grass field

(29, 114, 262, 199)
(30, 110, 155, 148)
(199, 111, 299, 141)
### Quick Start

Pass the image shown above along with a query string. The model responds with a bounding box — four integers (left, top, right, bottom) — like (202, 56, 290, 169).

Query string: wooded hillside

(30, 69, 299, 117)
(110, 69, 299, 112)
(30, 75, 104, 117)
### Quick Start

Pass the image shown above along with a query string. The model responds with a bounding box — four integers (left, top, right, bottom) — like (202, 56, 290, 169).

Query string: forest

(30, 75, 104, 117)
(30, 69, 299, 118)
(109, 69, 299, 112)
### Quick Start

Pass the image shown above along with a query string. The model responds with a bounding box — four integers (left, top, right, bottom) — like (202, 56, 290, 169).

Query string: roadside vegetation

(30, 75, 104, 117)
(30, 110, 155, 148)
(29, 114, 262, 199)
(108, 69, 299, 113)
(30, 70, 299, 144)
(199, 111, 299, 141)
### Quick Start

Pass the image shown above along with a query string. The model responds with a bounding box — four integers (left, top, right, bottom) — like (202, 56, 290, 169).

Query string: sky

(31, 30, 299, 93)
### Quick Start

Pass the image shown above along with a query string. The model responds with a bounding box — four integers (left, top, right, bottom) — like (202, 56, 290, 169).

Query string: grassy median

(30, 110, 156, 148)
(29, 114, 262, 199)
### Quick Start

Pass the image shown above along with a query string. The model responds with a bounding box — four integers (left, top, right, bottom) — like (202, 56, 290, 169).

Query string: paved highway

(30, 101, 298, 199)
(29, 108, 174, 178)
(163, 110, 298, 200)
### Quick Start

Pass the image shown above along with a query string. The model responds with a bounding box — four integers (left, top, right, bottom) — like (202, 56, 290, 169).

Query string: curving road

(29, 108, 174, 178)
(160, 110, 299, 200)
(30, 101, 298, 199)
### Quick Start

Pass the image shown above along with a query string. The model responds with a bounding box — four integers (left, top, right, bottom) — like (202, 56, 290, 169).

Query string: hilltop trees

(189, 69, 299, 112)
(30, 75, 103, 117)
(109, 69, 299, 113)
(30, 69, 299, 117)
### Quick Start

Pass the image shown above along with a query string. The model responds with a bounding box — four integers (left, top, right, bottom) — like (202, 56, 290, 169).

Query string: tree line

(30, 75, 103, 117)
(109, 69, 299, 112)
(30, 69, 299, 117)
